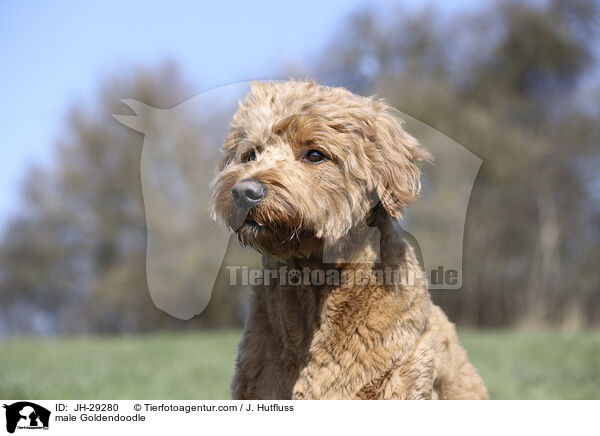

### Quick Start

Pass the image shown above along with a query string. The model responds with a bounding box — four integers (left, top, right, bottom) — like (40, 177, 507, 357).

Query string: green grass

(0, 330, 240, 399)
(0, 330, 598, 399)
(460, 330, 600, 400)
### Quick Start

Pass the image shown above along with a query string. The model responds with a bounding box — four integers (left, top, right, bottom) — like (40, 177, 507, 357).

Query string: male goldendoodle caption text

(53, 401, 294, 425)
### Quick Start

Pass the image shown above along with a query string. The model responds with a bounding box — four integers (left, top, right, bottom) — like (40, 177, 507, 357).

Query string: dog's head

(210, 81, 431, 259)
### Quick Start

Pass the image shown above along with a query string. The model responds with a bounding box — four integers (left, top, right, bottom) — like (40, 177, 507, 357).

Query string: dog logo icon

(3, 402, 50, 434)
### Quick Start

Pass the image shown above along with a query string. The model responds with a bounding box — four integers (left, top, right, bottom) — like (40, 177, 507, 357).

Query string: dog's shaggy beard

(233, 203, 322, 259)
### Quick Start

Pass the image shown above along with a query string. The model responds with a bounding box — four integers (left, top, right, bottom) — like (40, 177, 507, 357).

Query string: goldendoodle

(211, 81, 488, 399)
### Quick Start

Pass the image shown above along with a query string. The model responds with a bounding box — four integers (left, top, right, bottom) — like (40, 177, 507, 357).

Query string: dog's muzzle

(231, 178, 266, 209)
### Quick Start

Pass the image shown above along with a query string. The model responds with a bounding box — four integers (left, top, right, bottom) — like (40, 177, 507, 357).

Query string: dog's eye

(304, 149, 328, 164)
(242, 150, 256, 163)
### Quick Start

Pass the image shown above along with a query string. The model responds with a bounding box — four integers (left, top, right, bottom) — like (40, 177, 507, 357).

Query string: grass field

(1, 330, 598, 399)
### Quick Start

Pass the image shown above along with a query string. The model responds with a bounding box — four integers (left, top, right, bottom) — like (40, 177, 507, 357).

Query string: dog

(211, 81, 488, 399)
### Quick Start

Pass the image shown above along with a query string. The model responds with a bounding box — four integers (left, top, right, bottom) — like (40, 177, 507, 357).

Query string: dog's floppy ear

(372, 107, 432, 219)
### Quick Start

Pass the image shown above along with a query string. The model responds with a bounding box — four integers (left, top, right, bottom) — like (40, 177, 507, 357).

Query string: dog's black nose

(231, 178, 266, 209)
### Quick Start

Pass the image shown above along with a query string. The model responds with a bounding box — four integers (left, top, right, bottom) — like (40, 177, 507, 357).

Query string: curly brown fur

(210, 81, 488, 399)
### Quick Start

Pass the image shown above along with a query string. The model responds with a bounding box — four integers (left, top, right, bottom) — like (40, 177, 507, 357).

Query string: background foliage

(0, 0, 599, 335)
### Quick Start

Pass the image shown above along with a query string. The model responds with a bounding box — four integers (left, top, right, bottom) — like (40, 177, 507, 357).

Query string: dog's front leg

(231, 301, 273, 399)
(289, 324, 435, 400)
(290, 354, 375, 400)
(290, 357, 435, 400)
(231, 333, 263, 400)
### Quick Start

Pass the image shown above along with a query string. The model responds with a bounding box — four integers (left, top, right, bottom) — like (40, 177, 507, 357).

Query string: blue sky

(0, 0, 380, 226)
(0, 0, 485, 229)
